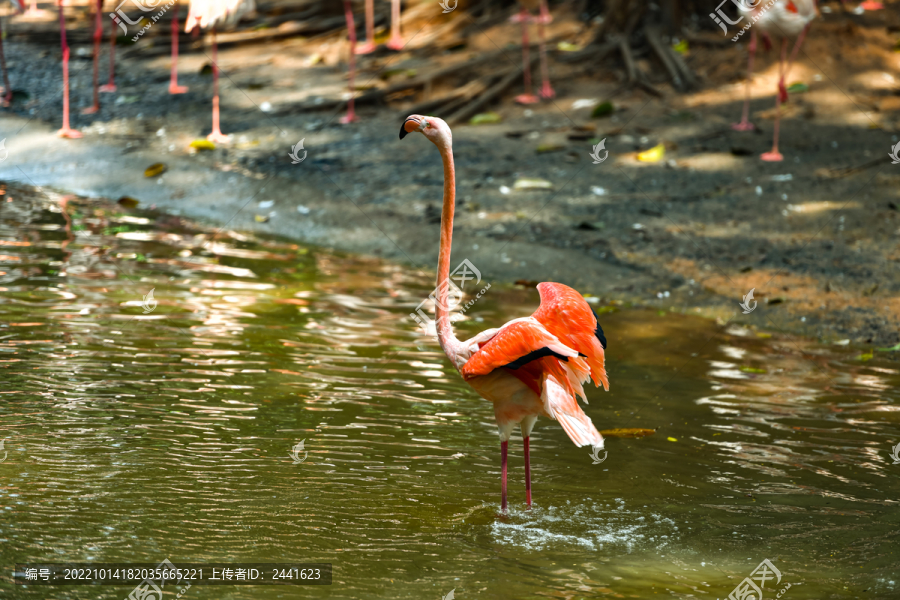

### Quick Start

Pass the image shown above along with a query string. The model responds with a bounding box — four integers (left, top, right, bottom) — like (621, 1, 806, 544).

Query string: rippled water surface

(1, 186, 898, 599)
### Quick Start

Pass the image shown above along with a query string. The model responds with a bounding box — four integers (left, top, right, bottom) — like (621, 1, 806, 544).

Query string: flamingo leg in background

(340, 0, 357, 123)
(536, 0, 553, 99)
(82, 0, 101, 114)
(761, 38, 788, 162)
(732, 28, 757, 131)
(500, 440, 508, 513)
(514, 9, 538, 105)
(779, 23, 809, 102)
(99, 20, 117, 92)
(206, 26, 228, 143)
(169, 2, 188, 94)
(57, 0, 81, 138)
(0, 20, 12, 107)
(386, 0, 403, 50)
(23, 0, 48, 17)
(355, 0, 376, 54)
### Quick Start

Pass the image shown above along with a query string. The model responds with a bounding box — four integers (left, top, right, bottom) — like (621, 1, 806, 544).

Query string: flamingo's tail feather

(541, 372, 604, 448)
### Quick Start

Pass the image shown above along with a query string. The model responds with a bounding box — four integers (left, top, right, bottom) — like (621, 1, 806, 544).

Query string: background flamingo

(185, 0, 256, 143)
(732, 0, 817, 162)
(0, 0, 25, 107)
(81, 0, 102, 114)
(400, 114, 608, 512)
(512, 0, 554, 104)
(355, 0, 403, 54)
(169, 0, 188, 93)
(341, 0, 357, 123)
(56, 0, 79, 137)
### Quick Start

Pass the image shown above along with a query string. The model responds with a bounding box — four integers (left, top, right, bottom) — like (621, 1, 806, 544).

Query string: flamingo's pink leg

(0, 20, 12, 107)
(57, 1, 81, 138)
(780, 23, 810, 103)
(99, 19, 117, 92)
(536, 3, 554, 99)
(524, 436, 532, 507)
(386, 0, 403, 50)
(206, 26, 228, 143)
(732, 29, 756, 131)
(761, 38, 788, 162)
(82, 0, 102, 115)
(24, 0, 49, 17)
(355, 0, 376, 54)
(169, 2, 188, 94)
(514, 9, 539, 105)
(500, 440, 509, 512)
(340, 0, 358, 124)
(536, 0, 553, 24)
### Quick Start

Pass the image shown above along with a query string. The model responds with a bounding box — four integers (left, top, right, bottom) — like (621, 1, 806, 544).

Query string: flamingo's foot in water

(859, 1, 883, 9)
(22, 7, 50, 17)
(80, 105, 99, 115)
(339, 112, 358, 124)
(1, 91, 11, 108)
(57, 127, 83, 139)
(732, 121, 755, 131)
(207, 131, 230, 144)
(534, 12, 553, 24)
(761, 150, 783, 162)
(169, 84, 189, 94)
(385, 37, 404, 51)
(539, 83, 555, 99)
(354, 42, 377, 55)
(99, 84, 117, 93)
(515, 93, 540, 105)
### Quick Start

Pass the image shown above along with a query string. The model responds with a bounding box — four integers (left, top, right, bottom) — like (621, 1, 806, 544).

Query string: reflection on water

(0, 184, 897, 599)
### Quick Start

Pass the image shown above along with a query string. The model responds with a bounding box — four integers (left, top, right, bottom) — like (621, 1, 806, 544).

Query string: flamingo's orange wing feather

(460, 319, 577, 382)
(532, 282, 609, 391)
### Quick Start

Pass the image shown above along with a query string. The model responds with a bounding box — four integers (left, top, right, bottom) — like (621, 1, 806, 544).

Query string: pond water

(1, 186, 897, 599)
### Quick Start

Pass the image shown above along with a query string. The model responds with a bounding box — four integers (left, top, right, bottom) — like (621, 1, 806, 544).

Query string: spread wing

(532, 282, 609, 391)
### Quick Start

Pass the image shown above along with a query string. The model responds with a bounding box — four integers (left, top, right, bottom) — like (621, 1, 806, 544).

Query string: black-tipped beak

(399, 121, 409, 140)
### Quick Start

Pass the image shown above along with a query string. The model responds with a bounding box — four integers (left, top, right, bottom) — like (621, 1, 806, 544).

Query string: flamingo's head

(399, 114, 452, 148)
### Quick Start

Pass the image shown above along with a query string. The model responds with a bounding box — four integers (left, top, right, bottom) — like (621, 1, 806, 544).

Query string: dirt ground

(2, 1, 900, 347)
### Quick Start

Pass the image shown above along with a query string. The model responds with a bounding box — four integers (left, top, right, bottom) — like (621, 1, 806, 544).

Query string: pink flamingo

(185, 0, 256, 143)
(0, 0, 24, 107)
(98, 14, 117, 93)
(341, 0, 357, 123)
(400, 114, 609, 512)
(732, 0, 816, 162)
(56, 0, 80, 137)
(512, 0, 554, 104)
(22, 0, 47, 17)
(355, 0, 403, 54)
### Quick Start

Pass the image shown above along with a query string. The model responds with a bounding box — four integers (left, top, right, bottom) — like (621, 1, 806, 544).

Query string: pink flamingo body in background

(0, 0, 25, 107)
(341, 0, 358, 123)
(512, 0, 554, 104)
(355, 0, 403, 54)
(732, 0, 817, 162)
(400, 114, 609, 512)
(185, 0, 256, 143)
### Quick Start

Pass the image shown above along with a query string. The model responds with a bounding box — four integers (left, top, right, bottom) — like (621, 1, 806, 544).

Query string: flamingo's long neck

(435, 137, 461, 361)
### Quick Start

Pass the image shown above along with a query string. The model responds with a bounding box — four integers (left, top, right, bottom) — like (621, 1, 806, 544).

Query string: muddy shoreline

(2, 5, 900, 348)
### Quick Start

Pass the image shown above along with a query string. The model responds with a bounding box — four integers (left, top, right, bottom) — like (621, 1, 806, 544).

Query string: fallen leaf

(876, 343, 900, 352)
(740, 366, 766, 373)
(536, 143, 564, 153)
(856, 351, 873, 361)
(144, 163, 167, 178)
(786, 82, 808, 93)
(557, 41, 582, 52)
(599, 428, 656, 438)
(637, 143, 665, 162)
(469, 112, 502, 125)
(190, 139, 216, 151)
(254, 215, 270, 223)
(591, 101, 614, 118)
(513, 178, 552, 190)
(667, 437, 678, 442)
(672, 39, 689, 55)
(117, 196, 140, 208)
